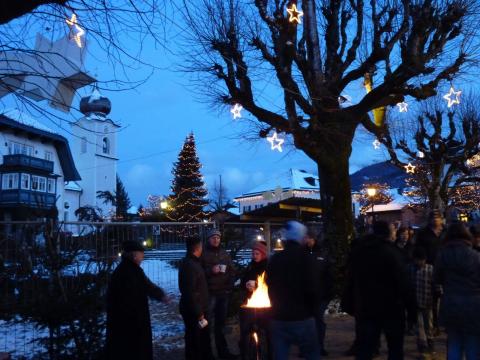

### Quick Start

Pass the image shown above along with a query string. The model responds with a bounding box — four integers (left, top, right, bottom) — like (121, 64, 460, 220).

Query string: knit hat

(252, 241, 268, 258)
(206, 228, 221, 239)
(122, 240, 145, 252)
(284, 221, 307, 242)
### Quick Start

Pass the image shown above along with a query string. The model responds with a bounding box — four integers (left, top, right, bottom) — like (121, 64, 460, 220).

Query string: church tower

(71, 87, 120, 218)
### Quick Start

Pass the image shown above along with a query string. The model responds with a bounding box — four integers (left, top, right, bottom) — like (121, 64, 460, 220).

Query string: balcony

(0, 189, 56, 209)
(1, 154, 54, 173)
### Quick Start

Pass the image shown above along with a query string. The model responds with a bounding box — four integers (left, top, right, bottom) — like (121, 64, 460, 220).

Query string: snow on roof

(88, 88, 103, 103)
(3, 109, 57, 134)
(64, 181, 82, 192)
(365, 202, 406, 212)
(237, 169, 319, 199)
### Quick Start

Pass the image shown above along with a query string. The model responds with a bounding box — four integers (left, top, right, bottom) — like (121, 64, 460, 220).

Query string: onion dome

(79, 86, 111, 115)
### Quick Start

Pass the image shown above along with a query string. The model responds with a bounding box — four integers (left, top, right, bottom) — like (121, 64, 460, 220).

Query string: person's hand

(199, 314, 205, 321)
(246, 280, 256, 292)
(212, 265, 221, 274)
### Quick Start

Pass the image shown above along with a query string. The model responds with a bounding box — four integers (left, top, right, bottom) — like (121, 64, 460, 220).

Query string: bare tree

(357, 182, 393, 215)
(209, 175, 236, 212)
(382, 97, 480, 212)
(180, 0, 480, 266)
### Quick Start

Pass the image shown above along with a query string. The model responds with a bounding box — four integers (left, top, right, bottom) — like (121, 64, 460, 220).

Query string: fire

(242, 272, 271, 308)
(252, 332, 259, 344)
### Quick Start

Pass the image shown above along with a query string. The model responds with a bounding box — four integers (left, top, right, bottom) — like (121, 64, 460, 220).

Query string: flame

(242, 272, 271, 308)
(252, 332, 259, 344)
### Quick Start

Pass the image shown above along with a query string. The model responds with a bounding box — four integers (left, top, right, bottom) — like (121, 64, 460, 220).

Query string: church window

(102, 137, 110, 154)
(81, 137, 87, 153)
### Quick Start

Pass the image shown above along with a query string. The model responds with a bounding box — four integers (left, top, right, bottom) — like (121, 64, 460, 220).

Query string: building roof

(0, 111, 81, 181)
(65, 181, 82, 192)
(3, 109, 57, 134)
(238, 197, 322, 222)
(236, 169, 319, 200)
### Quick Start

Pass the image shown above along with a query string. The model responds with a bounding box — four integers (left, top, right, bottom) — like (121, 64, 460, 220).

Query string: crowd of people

(104, 214, 480, 360)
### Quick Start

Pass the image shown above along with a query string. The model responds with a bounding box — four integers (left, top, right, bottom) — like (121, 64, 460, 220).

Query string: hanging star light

(443, 86, 461, 108)
(397, 102, 408, 113)
(372, 139, 381, 149)
(286, 3, 303, 24)
(230, 103, 243, 119)
(66, 14, 85, 48)
(267, 131, 285, 152)
(404, 162, 416, 174)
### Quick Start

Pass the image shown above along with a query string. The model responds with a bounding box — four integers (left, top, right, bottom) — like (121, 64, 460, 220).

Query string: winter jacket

(266, 241, 317, 321)
(306, 245, 334, 303)
(178, 254, 209, 319)
(343, 235, 415, 321)
(201, 243, 235, 295)
(416, 227, 444, 265)
(240, 259, 268, 303)
(105, 257, 166, 360)
(434, 241, 480, 335)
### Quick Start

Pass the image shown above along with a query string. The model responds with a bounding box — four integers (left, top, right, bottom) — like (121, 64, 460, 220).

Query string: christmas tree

(168, 133, 208, 222)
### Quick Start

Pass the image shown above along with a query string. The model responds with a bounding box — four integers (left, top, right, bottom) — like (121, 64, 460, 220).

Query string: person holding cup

(201, 229, 236, 359)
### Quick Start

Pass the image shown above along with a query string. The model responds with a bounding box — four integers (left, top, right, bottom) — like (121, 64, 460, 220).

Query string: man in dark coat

(201, 229, 236, 359)
(305, 232, 334, 356)
(266, 221, 320, 360)
(344, 221, 415, 360)
(105, 240, 168, 360)
(179, 236, 213, 360)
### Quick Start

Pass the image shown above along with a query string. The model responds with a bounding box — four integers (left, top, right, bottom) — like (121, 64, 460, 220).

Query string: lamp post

(366, 187, 377, 223)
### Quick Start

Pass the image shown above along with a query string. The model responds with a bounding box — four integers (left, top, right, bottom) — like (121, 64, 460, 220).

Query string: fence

(0, 220, 322, 359)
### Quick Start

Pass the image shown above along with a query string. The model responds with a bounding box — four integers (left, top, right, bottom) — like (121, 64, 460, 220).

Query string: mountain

(350, 161, 407, 192)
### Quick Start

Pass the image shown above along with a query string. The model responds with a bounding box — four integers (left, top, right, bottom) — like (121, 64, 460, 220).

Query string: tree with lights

(181, 0, 480, 273)
(381, 99, 480, 212)
(358, 183, 394, 215)
(168, 133, 208, 222)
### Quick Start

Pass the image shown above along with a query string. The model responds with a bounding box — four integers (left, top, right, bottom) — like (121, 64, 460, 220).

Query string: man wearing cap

(105, 240, 168, 360)
(266, 221, 320, 360)
(201, 228, 236, 359)
(179, 236, 212, 359)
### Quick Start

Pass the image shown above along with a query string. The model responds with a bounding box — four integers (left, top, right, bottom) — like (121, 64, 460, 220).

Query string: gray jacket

(435, 241, 480, 335)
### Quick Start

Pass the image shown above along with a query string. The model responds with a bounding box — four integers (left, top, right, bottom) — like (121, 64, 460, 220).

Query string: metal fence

(0, 220, 322, 359)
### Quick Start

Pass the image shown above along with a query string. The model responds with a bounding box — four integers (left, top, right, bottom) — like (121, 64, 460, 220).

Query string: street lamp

(160, 200, 168, 210)
(366, 187, 377, 222)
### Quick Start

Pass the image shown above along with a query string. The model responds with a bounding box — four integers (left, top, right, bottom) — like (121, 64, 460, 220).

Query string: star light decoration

(230, 103, 243, 119)
(267, 131, 285, 152)
(286, 3, 303, 24)
(417, 151, 425, 159)
(372, 139, 381, 149)
(397, 102, 408, 113)
(66, 14, 85, 48)
(443, 86, 461, 108)
(404, 162, 416, 174)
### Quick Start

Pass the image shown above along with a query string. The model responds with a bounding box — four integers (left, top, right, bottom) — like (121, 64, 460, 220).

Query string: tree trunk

(316, 149, 354, 295)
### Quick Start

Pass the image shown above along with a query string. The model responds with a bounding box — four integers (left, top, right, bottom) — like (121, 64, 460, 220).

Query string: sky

(3, 4, 458, 207)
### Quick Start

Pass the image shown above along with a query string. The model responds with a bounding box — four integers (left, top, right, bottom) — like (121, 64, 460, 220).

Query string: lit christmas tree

(168, 133, 208, 222)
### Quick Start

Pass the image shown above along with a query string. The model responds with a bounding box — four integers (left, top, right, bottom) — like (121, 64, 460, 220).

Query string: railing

(2, 154, 54, 173)
(0, 189, 56, 208)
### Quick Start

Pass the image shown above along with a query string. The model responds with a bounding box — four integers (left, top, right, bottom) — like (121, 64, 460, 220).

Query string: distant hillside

(350, 161, 407, 192)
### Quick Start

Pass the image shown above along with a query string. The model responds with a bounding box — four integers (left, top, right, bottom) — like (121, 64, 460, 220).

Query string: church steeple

(79, 84, 111, 116)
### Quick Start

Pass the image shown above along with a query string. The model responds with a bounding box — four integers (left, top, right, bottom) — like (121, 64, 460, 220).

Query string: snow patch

(2, 108, 56, 134)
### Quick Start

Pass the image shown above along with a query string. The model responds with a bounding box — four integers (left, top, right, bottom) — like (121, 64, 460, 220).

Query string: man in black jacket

(179, 236, 212, 360)
(266, 221, 319, 360)
(106, 240, 168, 360)
(344, 221, 415, 360)
(201, 229, 236, 359)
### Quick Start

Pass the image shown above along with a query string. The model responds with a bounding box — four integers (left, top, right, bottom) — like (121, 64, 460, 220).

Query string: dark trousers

(270, 318, 320, 360)
(314, 301, 329, 352)
(356, 314, 405, 360)
(181, 312, 214, 360)
(208, 294, 230, 355)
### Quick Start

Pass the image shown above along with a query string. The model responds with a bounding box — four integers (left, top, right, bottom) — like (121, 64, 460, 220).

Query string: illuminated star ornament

(267, 131, 285, 152)
(372, 139, 381, 149)
(397, 102, 408, 113)
(230, 103, 243, 119)
(404, 162, 416, 174)
(443, 86, 461, 108)
(66, 14, 85, 48)
(286, 3, 303, 24)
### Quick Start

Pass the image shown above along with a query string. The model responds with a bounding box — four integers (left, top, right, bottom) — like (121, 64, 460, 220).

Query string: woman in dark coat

(239, 241, 269, 360)
(105, 241, 168, 360)
(434, 223, 480, 360)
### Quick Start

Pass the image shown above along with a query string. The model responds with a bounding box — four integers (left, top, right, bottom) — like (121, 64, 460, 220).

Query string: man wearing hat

(201, 228, 236, 359)
(266, 221, 320, 360)
(105, 240, 168, 360)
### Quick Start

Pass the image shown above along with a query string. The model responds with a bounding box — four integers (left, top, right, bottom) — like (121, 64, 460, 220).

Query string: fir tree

(168, 133, 208, 222)
(116, 175, 131, 220)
